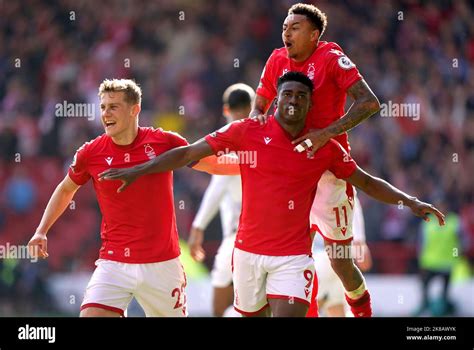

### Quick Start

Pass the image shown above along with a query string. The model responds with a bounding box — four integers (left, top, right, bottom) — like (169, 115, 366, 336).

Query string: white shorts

(232, 247, 315, 315)
(81, 257, 188, 317)
(310, 171, 356, 242)
(211, 234, 235, 288)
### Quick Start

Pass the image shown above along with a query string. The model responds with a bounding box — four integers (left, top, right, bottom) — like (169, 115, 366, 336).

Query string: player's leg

(80, 259, 134, 317)
(266, 253, 315, 317)
(134, 257, 188, 317)
(211, 235, 236, 317)
(213, 286, 234, 317)
(80, 307, 121, 317)
(311, 175, 372, 317)
(325, 240, 371, 317)
(268, 298, 308, 317)
(312, 250, 346, 317)
(232, 248, 270, 317)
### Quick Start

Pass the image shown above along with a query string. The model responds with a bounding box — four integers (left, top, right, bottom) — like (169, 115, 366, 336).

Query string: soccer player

(99, 72, 445, 317)
(27, 79, 238, 317)
(251, 3, 381, 316)
(188, 83, 254, 317)
(309, 197, 372, 317)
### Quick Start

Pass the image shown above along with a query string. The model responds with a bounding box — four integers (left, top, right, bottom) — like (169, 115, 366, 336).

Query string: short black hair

(277, 71, 314, 93)
(222, 83, 254, 111)
(288, 3, 327, 39)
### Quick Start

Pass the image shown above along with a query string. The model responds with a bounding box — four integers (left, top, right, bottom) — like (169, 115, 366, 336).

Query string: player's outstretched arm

(293, 80, 380, 155)
(27, 175, 81, 259)
(99, 139, 214, 193)
(346, 166, 445, 226)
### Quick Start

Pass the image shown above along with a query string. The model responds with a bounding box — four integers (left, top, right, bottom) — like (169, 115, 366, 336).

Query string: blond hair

(98, 79, 142, 105)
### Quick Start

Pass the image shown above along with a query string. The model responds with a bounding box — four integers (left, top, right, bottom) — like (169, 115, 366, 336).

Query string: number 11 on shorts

(332, 206, 348, 227)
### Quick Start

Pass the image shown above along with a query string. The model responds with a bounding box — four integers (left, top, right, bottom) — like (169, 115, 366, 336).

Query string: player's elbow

(364, 94, 381, 116)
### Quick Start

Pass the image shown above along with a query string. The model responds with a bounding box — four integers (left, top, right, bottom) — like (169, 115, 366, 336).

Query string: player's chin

(286, 47, 297, 58)
(104, 126, 118, 137)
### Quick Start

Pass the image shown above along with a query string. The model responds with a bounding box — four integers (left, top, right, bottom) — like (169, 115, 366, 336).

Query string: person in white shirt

(188, 83, 255, 317)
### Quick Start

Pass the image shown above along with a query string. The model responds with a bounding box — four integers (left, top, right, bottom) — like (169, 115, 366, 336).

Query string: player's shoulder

(316, 41, 346, 60)
(75, 133, 107, 154)
(141, 126, 186, 143)
(268, 47, 289, 63)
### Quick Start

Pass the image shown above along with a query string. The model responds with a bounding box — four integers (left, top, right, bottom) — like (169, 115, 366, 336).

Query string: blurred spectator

(3, 168, 36, 214)
(413, 203, 467, 316)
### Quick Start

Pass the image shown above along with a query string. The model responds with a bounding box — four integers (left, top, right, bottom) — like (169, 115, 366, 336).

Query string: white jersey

(192, 175, 242, 239)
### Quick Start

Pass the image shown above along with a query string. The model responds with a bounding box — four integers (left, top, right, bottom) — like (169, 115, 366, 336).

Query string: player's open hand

(292, 129, 332, 156)
(28, 232, 49, 259)
(408, 200, 445, 226)
(98, 168, 138, 193)
(188, 227, 206, 262)
(250, 113, 269, 125)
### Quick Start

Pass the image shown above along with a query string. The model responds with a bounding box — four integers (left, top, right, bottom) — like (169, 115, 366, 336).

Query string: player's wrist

(405, 196, 419, 209)
(34, 231, 48, 238)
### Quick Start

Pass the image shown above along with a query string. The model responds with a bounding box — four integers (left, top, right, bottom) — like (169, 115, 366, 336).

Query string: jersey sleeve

(162, 130, 189, 149)
(327, 139, 357, 179)
(192, 175, 232, 230)
(204, 120, 248, 154)
(326, 45, 363, 91)
(256, 50, 278, 102)
(68, 143, 91, 185)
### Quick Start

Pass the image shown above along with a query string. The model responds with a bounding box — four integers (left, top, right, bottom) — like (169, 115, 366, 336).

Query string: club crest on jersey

(307, 63, 315, 81)
(338, 56, 355, 70)
(144, 144, 156, 159)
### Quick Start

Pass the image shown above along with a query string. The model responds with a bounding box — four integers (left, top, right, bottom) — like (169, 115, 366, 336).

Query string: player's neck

(111, 125, 139, 146)
(275, 113, 305, 138)
(292, 42, 318, 63)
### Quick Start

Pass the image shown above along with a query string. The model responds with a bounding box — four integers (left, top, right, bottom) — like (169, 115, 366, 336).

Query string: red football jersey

(204, 117, 357, 256)
(68, 127, 187, 263)
(256, 41, 363, 152)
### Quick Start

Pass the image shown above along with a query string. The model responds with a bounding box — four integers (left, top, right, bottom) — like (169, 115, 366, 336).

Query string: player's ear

(132, 104, 141, 117)
(223, 104, 230, 118)
(310, 29, 319, 42)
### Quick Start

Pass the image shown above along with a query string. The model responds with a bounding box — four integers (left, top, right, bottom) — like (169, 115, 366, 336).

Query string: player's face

(282, 14, 318, 60)
(100, 92, 138, 138)
(277, 81, 311, 124)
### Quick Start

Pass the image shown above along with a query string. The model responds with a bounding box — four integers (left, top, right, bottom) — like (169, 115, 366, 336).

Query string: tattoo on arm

(326, 79, 380, 136)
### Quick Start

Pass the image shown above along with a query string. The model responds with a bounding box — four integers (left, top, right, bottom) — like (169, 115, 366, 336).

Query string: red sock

(345, 290, 372, 317)
(306, 274, 319, 317)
